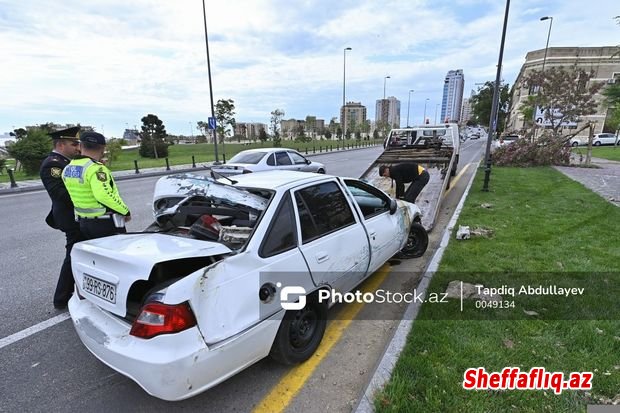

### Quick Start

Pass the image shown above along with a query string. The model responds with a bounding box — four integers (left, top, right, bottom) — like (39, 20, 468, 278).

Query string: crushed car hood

(72, 233, 232, 317)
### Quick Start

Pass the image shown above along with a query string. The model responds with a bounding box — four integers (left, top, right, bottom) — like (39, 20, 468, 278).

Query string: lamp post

(201, 0, 219, 163)
(423, 98, 429, 124)
(383, 76, 391, 100)
(342, 47, 352, 140)
(435, 103, 440, 124)
(482, 0, 511, 192)
(406, 89, 414, 127)
(540, 16, 553, 73)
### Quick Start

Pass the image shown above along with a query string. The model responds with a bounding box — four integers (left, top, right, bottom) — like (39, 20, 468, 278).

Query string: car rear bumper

(68, 295, 280, 400)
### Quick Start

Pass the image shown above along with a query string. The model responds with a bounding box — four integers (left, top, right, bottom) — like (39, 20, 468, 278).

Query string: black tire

(270, 296, 327, 365)
(400, 222, 429, 258)
(571, 141, 579, 147)
(317, 168, 325, 174)
(594, 141, 601, 146)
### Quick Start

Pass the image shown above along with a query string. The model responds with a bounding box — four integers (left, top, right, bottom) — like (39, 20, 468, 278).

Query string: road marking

(0, 312, 71, 350)
(253, 265, 391, 413)
(445, 162, 471, 196)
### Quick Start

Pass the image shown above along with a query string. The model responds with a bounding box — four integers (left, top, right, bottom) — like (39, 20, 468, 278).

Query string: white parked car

(68, 171, 427, 401)
(570, 133, 619, 147)
(211, 148, 326, 177)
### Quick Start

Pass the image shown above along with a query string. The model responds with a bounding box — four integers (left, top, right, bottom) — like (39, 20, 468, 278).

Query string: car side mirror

(305, 159, 311, 165)
(389, 199, 398, 215)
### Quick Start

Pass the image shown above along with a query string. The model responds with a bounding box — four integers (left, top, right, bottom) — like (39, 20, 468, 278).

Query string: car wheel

(317, 168, 325, 174)
(270, 296, 327, 365)
(571, 141, 579, 147)
(594, 141, 601, 146)
(399, 222, 428, 258)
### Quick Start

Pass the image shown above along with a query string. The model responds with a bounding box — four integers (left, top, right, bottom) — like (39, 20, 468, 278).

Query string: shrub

(6, 128, 51, 174)
(493, 135, 571, 167)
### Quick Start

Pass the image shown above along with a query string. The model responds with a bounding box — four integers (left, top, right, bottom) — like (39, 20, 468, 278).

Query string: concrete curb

(0, 144, 382, 196)
(354, 161, 481, 413)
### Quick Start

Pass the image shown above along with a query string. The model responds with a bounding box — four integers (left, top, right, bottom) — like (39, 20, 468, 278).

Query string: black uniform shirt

(390, 163, 424, 198)
(40, 151, 78, 231)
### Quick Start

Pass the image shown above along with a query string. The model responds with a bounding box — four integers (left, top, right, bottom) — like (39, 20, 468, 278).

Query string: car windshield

(228, 151, 266, 164)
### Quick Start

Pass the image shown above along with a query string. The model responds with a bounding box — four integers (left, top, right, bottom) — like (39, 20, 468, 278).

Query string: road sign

(208, 117, 217, 130)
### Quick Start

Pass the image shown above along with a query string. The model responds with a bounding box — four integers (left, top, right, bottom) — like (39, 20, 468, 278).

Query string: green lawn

(0, 139, 381, 184)
(572, 146, 620, 162)
(375, 167, 620, 412)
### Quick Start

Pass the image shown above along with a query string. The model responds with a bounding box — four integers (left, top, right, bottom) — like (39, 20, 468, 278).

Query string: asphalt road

(0, 140, 487, 412)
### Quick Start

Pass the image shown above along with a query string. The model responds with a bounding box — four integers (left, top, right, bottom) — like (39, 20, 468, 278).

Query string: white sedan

(68, 171, 428, 401)
(211, 148, 326, 177)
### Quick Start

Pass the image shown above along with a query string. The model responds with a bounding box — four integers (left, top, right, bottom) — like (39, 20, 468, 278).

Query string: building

(460, 97, 472, 125)
(441, 69, 465, 123)
(507, 46, 620, 137)
(234, 122, 268, 141)
(280, 117, 326, 139)
(340, 102, 368, 133)
(123, 129, 140, 145)
(375, 97, 400, 128)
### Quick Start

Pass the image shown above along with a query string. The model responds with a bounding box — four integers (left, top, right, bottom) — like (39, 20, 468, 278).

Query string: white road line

(0, 313, 71, 350)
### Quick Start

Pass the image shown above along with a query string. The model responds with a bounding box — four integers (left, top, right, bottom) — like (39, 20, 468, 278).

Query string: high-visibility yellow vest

(62, 157, 129, 218)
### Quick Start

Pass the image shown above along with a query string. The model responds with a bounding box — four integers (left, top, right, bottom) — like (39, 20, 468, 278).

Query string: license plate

(82, 274, 116, 304)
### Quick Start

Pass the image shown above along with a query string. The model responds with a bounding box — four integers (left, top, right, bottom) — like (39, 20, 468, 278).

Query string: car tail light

(130, 302, 197, 339)
(242, 169, 253, 174)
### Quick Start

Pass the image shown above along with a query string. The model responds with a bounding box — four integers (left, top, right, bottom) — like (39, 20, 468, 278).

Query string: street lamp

(342, 47, 352, 140)
(383, 76, 391, 100)
(423, 98, 429, 124)
(407, 89, 414, 127)
(201, 0, 219, 163)
(434, 103, 440, 124)
(540, 16, 553, 72)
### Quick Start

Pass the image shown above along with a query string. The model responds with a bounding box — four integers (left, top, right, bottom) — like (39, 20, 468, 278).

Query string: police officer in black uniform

(40, 126, 83, 309)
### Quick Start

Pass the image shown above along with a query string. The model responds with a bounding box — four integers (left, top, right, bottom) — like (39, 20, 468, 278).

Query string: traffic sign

(208, 117, 217, 130)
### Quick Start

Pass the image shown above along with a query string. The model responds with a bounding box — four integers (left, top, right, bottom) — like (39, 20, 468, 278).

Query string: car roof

(227, 170, 329, 190)
(236, 147, 300, 154)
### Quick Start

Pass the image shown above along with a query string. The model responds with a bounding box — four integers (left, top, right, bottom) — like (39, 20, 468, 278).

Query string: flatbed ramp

(361, 146, 455, 231)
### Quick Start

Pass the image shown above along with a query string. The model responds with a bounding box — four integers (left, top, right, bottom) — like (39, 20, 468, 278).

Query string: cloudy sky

(0, 0, 618, 138)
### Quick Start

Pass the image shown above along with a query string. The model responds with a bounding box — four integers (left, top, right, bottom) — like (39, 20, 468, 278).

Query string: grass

(375, 167, 620, 412)
(572, 146, 620, 162)
(0, 139, 381, 184)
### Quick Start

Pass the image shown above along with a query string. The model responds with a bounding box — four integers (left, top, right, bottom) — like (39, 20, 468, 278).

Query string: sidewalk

(554, 156, 620, 206)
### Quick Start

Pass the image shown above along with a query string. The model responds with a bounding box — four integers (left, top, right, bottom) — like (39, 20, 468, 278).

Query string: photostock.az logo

(278, 282, 306, 310)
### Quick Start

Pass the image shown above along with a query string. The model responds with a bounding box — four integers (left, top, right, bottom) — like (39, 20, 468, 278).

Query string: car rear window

(228, 152, 266, 164)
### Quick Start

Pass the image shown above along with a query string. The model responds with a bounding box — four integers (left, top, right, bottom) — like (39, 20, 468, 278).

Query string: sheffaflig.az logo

(278, 283, 306, 310)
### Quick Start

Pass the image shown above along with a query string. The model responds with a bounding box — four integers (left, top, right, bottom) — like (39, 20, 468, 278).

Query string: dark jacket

(40, 151, 79, 232)
(390, 163, 425, 198)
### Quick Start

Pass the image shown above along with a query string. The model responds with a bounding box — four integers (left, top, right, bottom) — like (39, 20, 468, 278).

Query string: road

(0, 139, 486, 412)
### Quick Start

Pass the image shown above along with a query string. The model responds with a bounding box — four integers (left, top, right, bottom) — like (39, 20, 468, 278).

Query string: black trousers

(54, 227, 82, 307)
(403, 170, 430, 204)
(80, 218, 126, 241)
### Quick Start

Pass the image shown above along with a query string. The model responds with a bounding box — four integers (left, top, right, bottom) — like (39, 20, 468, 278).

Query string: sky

(0, 0, 618, 138)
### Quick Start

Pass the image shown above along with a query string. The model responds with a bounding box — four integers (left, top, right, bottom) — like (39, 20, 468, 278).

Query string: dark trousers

(404, 170, 430, 204)
(80, 218, 126, 241)
(54, 228, 82, 307)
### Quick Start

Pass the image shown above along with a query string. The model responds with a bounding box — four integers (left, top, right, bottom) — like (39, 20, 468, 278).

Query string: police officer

(40, 126, 83, 309)
(63, 131, 131, 240)
(379, 163, 430, 204)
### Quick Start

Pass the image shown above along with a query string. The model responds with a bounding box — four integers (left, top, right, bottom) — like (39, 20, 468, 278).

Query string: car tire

(594, 141, 601, 146)
(399, 222, 429, 258)
(317, 168, 325, 174)
(270, 295, 327, 365)
(571, 141, 579, 147)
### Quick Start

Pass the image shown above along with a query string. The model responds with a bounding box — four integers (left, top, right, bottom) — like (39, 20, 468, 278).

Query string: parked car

(570, 133, 619, 147)
(211, 148, 325, 177)
(492, 134, 520, 150)
(68, 171, 428, 400)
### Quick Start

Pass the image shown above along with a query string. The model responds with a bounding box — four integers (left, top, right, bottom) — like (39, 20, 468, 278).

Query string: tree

(294, 124, 310, 142)
(520, 68, 604, 138)
(469, 81, 511, 133)
(7, 127, 51, 174)
(104, 139, 123, 168)
(9, 128, 27, 140)
(215, 99, 236, 144)
(270, 109, 285, 147)
(258, 127, 268, 142)
(323, 128, 332, 140)
(603, 82, 620, 140)
(373, 129, 379, 140)
(336, 126, 342, 140)
(196, 121, 211, 143)
(139, 114, 168, 158)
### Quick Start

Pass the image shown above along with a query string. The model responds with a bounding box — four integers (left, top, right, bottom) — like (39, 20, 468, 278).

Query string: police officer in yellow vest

(63, 131, 131, 240)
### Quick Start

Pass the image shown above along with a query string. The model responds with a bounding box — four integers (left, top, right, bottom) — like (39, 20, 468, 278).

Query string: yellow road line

(445, 162, 471, 196)
(253, 265, 391, 413)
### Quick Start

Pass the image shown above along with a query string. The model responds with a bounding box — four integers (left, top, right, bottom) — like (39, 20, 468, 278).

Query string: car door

(288, 151, 311, 171)
(292, 180, 370, 293)
(343, 179, 403, 273)
(275, 151, 296, 171)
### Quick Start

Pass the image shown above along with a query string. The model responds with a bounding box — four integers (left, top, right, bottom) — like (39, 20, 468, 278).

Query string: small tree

(105, 139, 123, 168)
(215, 99, 236, 144)
(324, 128, 332, 140)
(258, 127, 268, 143)
(270, 109, 285, 147)
(7, 128, 51, 174)
(139, 114, 168, 158)
(603, 81, 620, 143)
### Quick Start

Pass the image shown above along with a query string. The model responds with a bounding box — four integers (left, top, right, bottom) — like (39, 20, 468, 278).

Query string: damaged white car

(68, 170, 428, 401)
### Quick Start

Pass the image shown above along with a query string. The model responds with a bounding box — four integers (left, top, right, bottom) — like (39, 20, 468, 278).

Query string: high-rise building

(460, 97, 472, 125)
(375, 97, 400, 128)
(341, 102, 368, 132)
(441, 69, 465, 123)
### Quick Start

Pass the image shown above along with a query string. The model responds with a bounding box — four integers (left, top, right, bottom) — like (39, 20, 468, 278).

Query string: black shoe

(53, 302, 68, 310)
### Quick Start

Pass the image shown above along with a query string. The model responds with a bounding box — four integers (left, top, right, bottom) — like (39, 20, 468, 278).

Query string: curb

(0, 145, 381, 196)
(354, 161, 481, 413)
